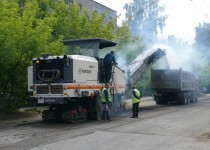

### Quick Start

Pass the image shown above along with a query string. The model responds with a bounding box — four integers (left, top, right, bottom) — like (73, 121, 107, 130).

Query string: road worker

(100, 84, 112, 121)
(130, 86, 141, 118)
(103, 51, 118, 83)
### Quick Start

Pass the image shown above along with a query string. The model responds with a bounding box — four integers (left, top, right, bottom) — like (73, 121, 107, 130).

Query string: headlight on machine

(63, 93, 68, 96)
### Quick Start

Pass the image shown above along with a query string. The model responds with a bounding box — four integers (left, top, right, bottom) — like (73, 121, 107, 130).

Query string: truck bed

(151, 69, 196, 91)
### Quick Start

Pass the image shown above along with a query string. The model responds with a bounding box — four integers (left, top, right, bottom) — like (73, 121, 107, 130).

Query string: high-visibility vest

(108, 89, 112, 102)
(101, 88, 112, 102)
(132, 89, 140, 104)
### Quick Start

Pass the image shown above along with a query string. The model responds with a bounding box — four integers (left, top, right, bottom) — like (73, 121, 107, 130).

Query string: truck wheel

(187, 98, 190, 104)
(155, 97, 163, 105)
(190, 96, 195, 103)
(82, 112, 88, 121)
(179, 96, 187, 105)
(190, 92, 196, 103)
(183, 97, 188, 105)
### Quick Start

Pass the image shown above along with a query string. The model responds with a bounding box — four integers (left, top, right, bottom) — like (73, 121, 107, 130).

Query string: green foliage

(48, 2, 116, 40)
(135, 70, 152, 96)
(113, 21, 144, 65)
(0, 0, 133, 112)
(114, 21, 132, 49)
(194, 23, 210, 58)
(0, 0, 64, 112)
(121, 1, 168, 96)
(124, 38, 144, 64)
(194, 23, 210, 91)
(124, 0, 167, 44)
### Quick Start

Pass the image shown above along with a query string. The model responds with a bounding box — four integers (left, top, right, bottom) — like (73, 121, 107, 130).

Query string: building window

(65, 0, 73, 4)
(79, 3, 83, 11)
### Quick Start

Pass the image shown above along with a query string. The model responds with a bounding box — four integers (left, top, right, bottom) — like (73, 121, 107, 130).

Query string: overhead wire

(199, 0, 210, 19)
(131, 0, 209, 20)
(200, 0, 210, 10)
(189, 0, 209, 19)
(133, 0, 159, 17)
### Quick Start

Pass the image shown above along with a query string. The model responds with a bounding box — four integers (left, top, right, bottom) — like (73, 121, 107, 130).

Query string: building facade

(64, 0, 117, 24)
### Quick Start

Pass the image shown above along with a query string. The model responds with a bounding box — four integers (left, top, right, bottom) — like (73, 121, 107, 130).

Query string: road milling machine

(28, 38, 166, 122)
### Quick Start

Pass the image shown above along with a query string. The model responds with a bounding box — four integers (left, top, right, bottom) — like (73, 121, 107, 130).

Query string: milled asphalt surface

(0, 95, 209, 129)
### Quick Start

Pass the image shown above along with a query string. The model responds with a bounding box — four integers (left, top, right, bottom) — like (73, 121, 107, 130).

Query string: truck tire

(190, 95, 195, 103)
(181, 96, 188, 105)
(190, 92, 197, 103)
(155, 97, 163, 105)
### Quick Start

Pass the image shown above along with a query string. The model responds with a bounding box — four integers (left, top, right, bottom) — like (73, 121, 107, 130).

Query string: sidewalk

(0, 111, 41, 129)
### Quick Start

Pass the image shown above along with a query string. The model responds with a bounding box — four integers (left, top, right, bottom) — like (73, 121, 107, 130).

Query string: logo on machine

(82, 70, 91, 74)
(78, 68, 91, 74)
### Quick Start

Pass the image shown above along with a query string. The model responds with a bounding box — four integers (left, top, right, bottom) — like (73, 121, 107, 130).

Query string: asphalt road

(1, 96, 210, 150)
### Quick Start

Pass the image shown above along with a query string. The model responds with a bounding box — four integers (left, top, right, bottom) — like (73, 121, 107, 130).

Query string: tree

(124, 0, 167, 45)
(194, 23, 210, 58)
(0, 0, 133, 112)
(0, 0, 63, 112)
(194, 23, 210, 92)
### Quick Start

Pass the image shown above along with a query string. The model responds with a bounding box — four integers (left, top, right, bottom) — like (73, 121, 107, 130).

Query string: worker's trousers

(104, 63, 112, 83)
(101, 103, 110, 120)
(132, 102, 139, 117)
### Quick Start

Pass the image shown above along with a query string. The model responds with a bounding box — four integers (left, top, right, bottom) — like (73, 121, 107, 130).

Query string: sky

(94, 0, 210, 44)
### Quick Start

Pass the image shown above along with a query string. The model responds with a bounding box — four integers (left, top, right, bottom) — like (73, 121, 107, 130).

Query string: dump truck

(151, 68, 198, 105)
